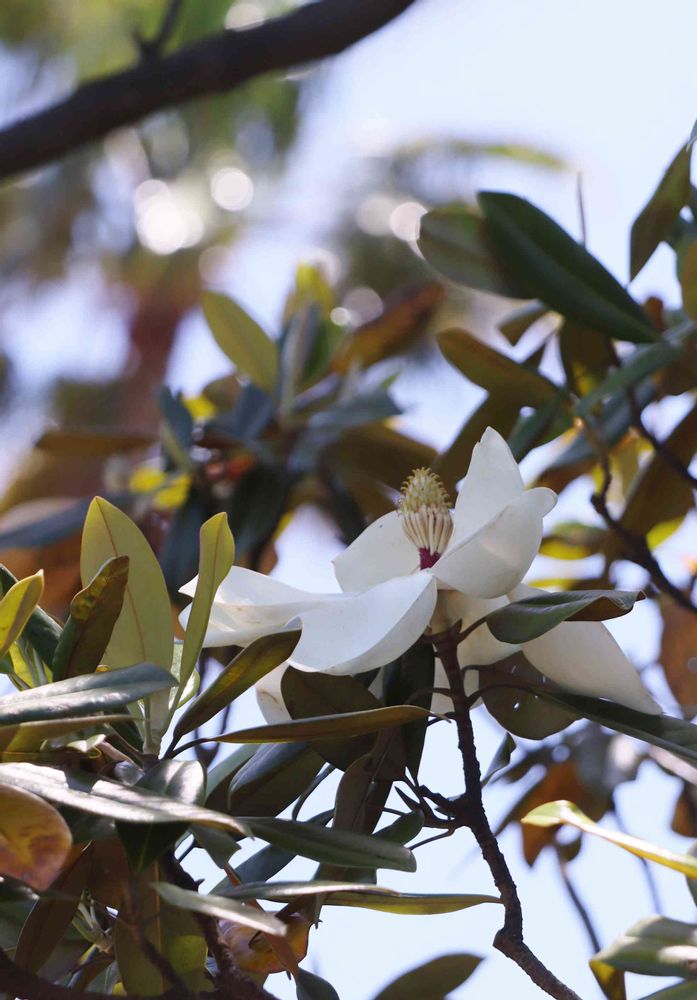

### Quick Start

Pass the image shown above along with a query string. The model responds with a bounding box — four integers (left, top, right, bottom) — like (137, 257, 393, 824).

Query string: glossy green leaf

(438, 328, 558, 407)
(80, 497, 174, 749)
(241, 816, 416, 872)
(202, 291, 279, 393)
(0, 762, 249, 835)
(0, 662, 174, 725)
(117, 761, 205, 870)
(175, 512, 235, 707)
(152, 882, 286, 937)
(523, 800, 697, 878)
(382, 643, 435, 778)
(482, 733, 516, 787)
(480, 655, 577, 740)
(638, 982, 697, 999)
(417, 204, 527, 296)
(52, 556, 129, 680)
(0, 567, 61, 665)
(0, 713, 130, 752)
(181, 705, 432, 751)
(0, 572, 44, 658)
(596, 916, 697, 978)
(486, 590, 643, 644)
(478, 192, 657, 343)
(372, 954, 482, 1000)
(172, 630, 300, 743)
(630, 144, 692, 278)
(227, 742, 324, 817)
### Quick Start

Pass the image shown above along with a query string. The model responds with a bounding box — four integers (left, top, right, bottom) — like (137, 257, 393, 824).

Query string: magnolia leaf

(637, 983, 697, 999)
(172, 630, 300, 743)
(438, 328, 558, 407)
(522, 800, 697, 879)
(574, 341, 684, 419)
(372, 954, 482, 1000)
(478, 192, 657, 343)
(0, 762, 249, 835)
(595, 916, 697, 978)
(52, 556, 129, 680)
(498, 301, 548, 343)
(202, 291, 279, 393)
(297, 969, 341, 1000)
(589, 958, 627, 1000)
(0, 566, 61, 665)
(241, 816, 416, 872)
(14, 845, 91, 973)
(0, 662, 174, 726)
(0, 572, 44, 659)
(153, 882, 286, 937)
(417, 204, 527, 296)
(114, 866, 207, 995)
(181, 705, 433, 751)
(0, 714, 130, 753)
(35, 428, 154, 456)
(631, 144, 692, 278)
(0, 783, 72, 890)
(486, 590, 643, 644)
(80, 497, 174, 750)
(226, 742, 324, 817)
(175, 513, 235, 707)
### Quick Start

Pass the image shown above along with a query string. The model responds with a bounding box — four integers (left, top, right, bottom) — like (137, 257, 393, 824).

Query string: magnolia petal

(180, 567, 330, 648)
(522, 619, 661, 715)
(332, 512, 419, 593)
(256, 664, 292, 723)
(290, 573, 438, 675)
(433, 488, 556, 599)
(451, 427, 525, 541)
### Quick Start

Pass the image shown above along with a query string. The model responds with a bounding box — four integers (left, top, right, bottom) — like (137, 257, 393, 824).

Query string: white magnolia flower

(181, 428, 660, 720)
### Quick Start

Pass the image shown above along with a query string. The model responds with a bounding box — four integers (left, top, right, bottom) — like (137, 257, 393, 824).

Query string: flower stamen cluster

(398, 468, 453, 568)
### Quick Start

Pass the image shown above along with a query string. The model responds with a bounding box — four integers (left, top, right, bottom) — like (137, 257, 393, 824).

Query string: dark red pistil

(419, 547, 440, 569)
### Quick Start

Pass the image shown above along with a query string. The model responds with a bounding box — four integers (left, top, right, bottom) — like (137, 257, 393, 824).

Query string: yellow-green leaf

(0, 572, 44, 659)
(176, 513, 234, 705)
(202, 291, 279, 393)
(523, 800, 697, 879)
(0, 783, 72, 890)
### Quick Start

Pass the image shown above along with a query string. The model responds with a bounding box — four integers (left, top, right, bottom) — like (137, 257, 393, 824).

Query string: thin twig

(431, 625, 583, 1000)
(555, 846, 602, 954)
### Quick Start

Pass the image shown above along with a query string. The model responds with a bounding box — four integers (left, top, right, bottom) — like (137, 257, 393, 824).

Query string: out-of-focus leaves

(158, 387, 194, 469)
(382, 643, 435, 777)
(306, 389, 401, 434)
(35, 428, 154, 456)
(332, 282, 444, 372)
(595, 916, 697, 978)
(418, 204, 528, 296)
(0, 661, 174, 725)
(225, 463, 290, 554)
(636, 983, 697, 999)
(372, 954, 482, 1000)
(202, 292, 279, 393)
(326, 424, 435, 508)
(0, 783, 71, 890)
(173, 631, 300, 742)
(114, 866, 207, 996)
(524, 800, 697, 879)
(51, 556, 129, 680)
(631, 145, 692, 278)
(0, 495, 131, 551)
(575, 342, 686, 419)
(438, 329, 558, 406)
(241, 816, 416, 872)
(486, 590, 643, 644)
(559, 321, 615, 397)
(297, 968, 341, 1000)
(227, 742, 324, 817)
(153, 882, 286, 937)
(176, 513, 234, 703)
(679, 242, 697, 320)
(282, 667, 384, 769)
(589, 958, 627, 1000)
(0, 762, 248, 835)
(540, 522, 607, 560)
(482, 733, 516, 787)
(507, 392, 572, 461)
(0, 571, 44, 658)
(608, 401, 697, 557)
(659, 599, 697, 717)
(202, 384, 274, 445)
(498, 301, 548, 344)
(478, 192, 657, 343)
(117, 760, 205, 871)
(14, 845, 90, 973)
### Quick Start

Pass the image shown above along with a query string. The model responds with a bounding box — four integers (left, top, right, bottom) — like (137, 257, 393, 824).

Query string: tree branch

(0, 0, 418, 182)
(431, 626, 584, 1000)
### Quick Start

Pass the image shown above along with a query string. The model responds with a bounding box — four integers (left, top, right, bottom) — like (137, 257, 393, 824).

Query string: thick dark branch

(0, 0, 418, 182)
(431, 627, 583, 1000)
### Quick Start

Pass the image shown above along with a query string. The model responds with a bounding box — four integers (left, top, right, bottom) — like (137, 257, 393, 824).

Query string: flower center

(398, 468, 453, 569)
